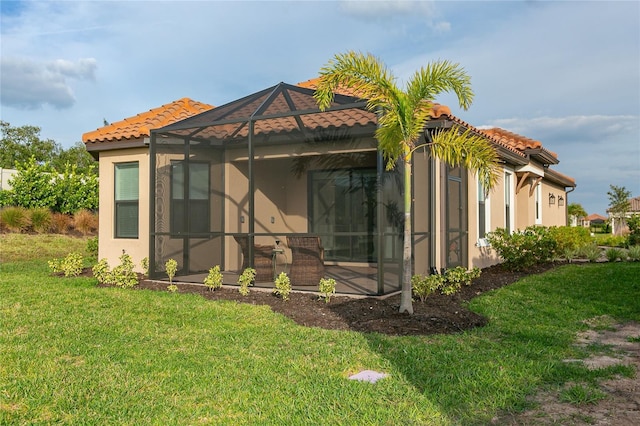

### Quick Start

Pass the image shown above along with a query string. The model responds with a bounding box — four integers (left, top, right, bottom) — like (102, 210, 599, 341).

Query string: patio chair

(234, 235, 273, 282)
(286, 236, 325, 286)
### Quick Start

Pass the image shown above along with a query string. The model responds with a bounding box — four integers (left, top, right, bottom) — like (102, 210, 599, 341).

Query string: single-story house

(579, 213, 607, 229)
(83, 81, 575, 296)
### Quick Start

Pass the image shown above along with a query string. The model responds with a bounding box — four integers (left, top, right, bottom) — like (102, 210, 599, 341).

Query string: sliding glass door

(310, 168, 377, 262)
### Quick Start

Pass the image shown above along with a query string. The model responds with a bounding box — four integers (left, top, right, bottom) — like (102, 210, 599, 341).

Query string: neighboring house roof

(586, 213, 607, 222)
(82, 98, 214, 143)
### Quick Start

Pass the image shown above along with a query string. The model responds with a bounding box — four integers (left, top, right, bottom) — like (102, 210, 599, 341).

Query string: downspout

(565, 186, 576, 226)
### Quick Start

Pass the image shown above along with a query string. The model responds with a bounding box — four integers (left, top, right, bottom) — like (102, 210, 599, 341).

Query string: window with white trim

(478, 179, 490, 239)
(505, 171, 513, 233)
(114, 162, 139, 238)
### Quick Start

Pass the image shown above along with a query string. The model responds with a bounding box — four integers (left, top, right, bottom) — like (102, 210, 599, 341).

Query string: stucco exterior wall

(98, 147, 149, 272)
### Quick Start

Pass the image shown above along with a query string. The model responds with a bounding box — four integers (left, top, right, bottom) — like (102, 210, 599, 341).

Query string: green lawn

(1, 234, 639, 425)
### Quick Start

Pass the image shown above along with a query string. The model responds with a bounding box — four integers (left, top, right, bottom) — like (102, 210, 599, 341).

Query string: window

(171, 161, 210, 234)
(115, 162, 139, 238)
(505, 171, 512, 233)
(535, 182, 542, 224)
(478, 179, 490, 239)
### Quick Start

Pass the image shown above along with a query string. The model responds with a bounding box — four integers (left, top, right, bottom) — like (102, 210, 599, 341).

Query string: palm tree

(314, 51, 499, 314)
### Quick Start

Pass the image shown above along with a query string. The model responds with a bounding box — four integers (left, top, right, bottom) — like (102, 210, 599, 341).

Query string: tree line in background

(0, 121, 98, 214)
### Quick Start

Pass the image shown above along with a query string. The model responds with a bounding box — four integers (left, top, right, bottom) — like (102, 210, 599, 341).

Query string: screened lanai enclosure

(149, 83, 440, 295)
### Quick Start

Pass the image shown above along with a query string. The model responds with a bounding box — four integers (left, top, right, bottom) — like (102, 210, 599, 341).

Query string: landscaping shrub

(274, 272, 291, 301)
(237, 268, 255, 296)
(141, 257, 149, 277)
(1, 206, 29, 233)
(86, 236, 98, 259)
(165, 259, 178, 283)
(92, 258, 111, 284)
(487, 226, 557, 271)
(111, 252, 139, 288)
(412, 273, 444, 302)
(626, 214, 640, 247)
(73, 209, 97, 235)
(318, 277, 336, 303)
(549, 226, 591, 262)
(597, 234, 627, 248)
(204, 265, 223, 291)
(29, 207, 52, 233)
(49, 252, 84, 277)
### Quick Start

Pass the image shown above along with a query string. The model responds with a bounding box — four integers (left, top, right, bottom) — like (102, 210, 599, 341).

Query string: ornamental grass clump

(237, 268, 255, 296)
(1, 206, 29, 233)
(318, 277, 336, 303)
(73, 209, 98, 235)
(627, 245, 640, 262)
(578, 243, 602, 262)
(204, 265, 223, 291)
(605, 247, 626, 262)
(274, 272, 291, 301)
(29, 207, 52, 234)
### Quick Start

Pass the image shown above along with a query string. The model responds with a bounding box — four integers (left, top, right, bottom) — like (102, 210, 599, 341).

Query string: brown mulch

(95, 263, 558, 336)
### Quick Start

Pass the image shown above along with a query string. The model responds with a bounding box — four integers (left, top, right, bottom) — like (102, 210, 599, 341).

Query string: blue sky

(1, 0, 638, 216)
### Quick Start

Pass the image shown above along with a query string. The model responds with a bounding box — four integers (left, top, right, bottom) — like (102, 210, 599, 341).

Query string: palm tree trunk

(399, 153, 414, 314)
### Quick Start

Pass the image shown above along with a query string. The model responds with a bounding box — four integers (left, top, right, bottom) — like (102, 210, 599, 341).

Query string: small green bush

(111, 252, 139, 288)
(48, 258, 63, 274)
(86, 237, 98, 259)
(605, 247, 626, 262)
(412, 273, 444, 302)
(318, 277, 336, 303)
(140, 257, 149, 277)
(204, 265, 223, 291)
(549, 226, 591, 262)
(597, 234, 627, 248)
(627, 245, 640, 262)
(274, 272, 291, 301)
(29, 207, 52, 233)
(487, 226, 557, 271)
(627, 214, 640, 247)
(1, 206, 29, 233)
(165, 259, 178, 283)
(167, 284, 178, 293)
(60, 252, 84, 277)
(237, 268, 255, 296)
(92, 258, 111, 284)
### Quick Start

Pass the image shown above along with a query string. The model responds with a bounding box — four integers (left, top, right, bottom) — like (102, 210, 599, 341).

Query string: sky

(1, 0, 638, 216)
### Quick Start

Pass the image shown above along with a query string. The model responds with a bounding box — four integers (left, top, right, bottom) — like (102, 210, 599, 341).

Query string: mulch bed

(95, 263, 558, 336)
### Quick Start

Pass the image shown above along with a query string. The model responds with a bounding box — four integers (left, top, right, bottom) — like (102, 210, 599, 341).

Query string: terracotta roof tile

(480, 127, 558, 159)
(586, 213, 607, 222)
(82, 98, 214, 143)
(630, 196, 640, 212)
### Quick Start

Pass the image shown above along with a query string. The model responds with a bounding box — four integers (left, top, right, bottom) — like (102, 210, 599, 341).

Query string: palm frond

(430, 127, 500, 190)
(407, 60, 474, 111)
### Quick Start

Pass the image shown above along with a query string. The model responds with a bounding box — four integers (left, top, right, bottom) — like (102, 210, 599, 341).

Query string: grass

(1, 234, 639, 424)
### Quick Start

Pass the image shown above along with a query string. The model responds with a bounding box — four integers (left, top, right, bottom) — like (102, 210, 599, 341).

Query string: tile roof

(480, 127, 558, 159)
(630, 196, 640, 212)
(586, 213, 607, 222)
(82, 98, 214, 143)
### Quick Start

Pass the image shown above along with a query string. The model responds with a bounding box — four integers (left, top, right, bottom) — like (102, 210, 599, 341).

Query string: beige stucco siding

(97, 147, 149, 272)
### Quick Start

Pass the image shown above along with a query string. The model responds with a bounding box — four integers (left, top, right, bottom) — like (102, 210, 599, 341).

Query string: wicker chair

(287, 236, 325, 286)
(234, 235, 273, 282)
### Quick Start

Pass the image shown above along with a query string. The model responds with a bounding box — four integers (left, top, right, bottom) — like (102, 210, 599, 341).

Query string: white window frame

(504, 168, 515, 233)
(477, 178, 491, 245)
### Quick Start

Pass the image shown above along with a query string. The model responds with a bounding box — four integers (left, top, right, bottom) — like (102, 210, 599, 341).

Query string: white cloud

(339, 0, 449, 32)
(0, 57, 97, 110)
